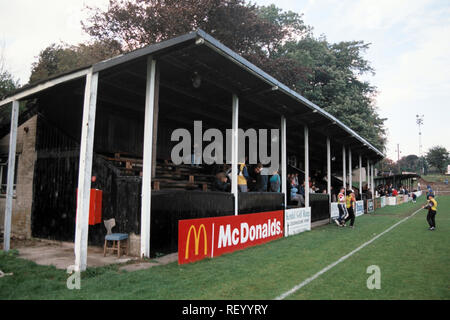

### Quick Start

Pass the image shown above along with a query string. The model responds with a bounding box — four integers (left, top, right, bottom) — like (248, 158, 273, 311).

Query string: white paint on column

(231, 94, 239, 215)
(359, 155, 363, 199)
(348, 148, 352, 190)
(304, 126, 309, 208)
(140, 57, 157, 258)
(281, 116, 287, 208)
(342, 146, 346, 193)
(74, 71, 98, 272)
(3, 100, 19, 252)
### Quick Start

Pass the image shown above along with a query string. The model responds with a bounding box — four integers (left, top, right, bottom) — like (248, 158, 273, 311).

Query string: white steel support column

(348, 148, 352, 190)
(326, 138, 331, 196)
(367, 159, 370, 191)
(281, 116, 287, 208)
(140, 57, 157, 258)
(74, 70, 98, 272)
(359, 155, 363, 200)
(231, 94, 239, 215)
(342, 146, 346, 192)
(304, 126, 310, 208)
(3, 101, 19, 252)
(371, 164, 375, 198)
(326, 137, 331, 221)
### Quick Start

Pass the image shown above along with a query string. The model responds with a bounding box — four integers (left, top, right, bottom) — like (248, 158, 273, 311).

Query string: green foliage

(425, 146, 449, 174)
(376, 158, 399, 175)
(397, 154, 421, 173)
(0, 69, 20, 99)
(29, 40, 123, 83)
(29, 0, 387, 151)
(272, 36, 386, 150)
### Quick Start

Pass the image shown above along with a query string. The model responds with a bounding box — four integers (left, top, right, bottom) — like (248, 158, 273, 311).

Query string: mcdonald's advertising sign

(178, 210, 284, 264)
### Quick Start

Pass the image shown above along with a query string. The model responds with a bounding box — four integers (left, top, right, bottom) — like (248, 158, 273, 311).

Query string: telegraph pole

(416, 115, 424, 174)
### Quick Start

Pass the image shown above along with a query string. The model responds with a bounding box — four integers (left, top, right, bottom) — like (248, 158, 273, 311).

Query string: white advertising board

(285, 207, 311, 237)
(380, 196, 386, 208)
(387, 197, 397, 206)
(330, 203, 339, 219)
(355, 200, 365, 217)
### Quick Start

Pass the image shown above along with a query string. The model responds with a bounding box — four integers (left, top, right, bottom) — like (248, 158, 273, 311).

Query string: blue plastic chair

(103, 218, 129, 258)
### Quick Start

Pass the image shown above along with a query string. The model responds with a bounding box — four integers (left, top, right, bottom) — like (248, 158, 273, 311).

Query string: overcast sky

(1, 0, 449, 161)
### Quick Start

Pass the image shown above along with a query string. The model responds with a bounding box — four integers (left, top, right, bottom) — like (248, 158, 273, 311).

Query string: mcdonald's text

(178, 210, 284, 264)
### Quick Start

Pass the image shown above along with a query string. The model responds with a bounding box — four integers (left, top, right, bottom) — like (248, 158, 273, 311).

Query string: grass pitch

(0, 195, 449, 300)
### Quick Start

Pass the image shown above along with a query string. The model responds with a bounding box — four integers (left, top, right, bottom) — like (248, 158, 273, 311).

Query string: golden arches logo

(185, 224, 208, 259)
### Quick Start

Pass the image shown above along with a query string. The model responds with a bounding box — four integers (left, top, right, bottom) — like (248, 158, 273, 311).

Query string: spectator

(288, 176, 304, 207)
(299, 181, 306, 198)
(213, 172, 230, 192)
(293, 173, 299, 188)
(254, 163, 268, 192)
(269, 170, 281, 192)
(427, 185, 433, 196)
(238, 162, 249, 192)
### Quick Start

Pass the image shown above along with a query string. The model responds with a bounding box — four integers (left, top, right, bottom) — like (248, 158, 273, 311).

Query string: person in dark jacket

(214, 172, 230, 192)
(254, 163, 268, 192)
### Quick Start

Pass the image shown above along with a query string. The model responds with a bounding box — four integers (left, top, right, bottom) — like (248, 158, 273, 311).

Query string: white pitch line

(275, 206, 424, 300)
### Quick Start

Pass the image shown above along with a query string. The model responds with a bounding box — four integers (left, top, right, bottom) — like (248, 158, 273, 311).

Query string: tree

(397, 154, 420, 173)
(425, 146, 449, 174)
(83, 1, 308, 57)
(0, 70, 19, 99)
(271, 36, 386, 151)
(30, 0, 386, 151)
(0, 50, 20, 98)
(29, 40, 123, 83)
(376, 158, 399, 175)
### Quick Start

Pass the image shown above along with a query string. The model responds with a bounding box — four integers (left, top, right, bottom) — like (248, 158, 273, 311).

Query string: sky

(0, 0, 449, 161)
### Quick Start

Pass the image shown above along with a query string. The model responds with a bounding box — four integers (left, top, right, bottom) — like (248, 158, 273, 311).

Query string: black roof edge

(92, 31, 199, 73)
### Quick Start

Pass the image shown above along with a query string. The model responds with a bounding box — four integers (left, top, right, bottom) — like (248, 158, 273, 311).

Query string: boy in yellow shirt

(342, 189, 356, 228)
(423, 194, 438, 231)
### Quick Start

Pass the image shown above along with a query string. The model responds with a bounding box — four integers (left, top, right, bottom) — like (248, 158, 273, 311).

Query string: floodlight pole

(416, 114, 424, 174)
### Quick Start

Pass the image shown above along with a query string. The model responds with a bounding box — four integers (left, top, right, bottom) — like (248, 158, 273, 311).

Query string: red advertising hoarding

(178, 210, 284, 264)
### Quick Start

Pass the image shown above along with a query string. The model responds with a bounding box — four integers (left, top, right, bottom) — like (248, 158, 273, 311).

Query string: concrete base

(311, 219, 330, 229)
(119, 253, 178, 272)
(14, 239, 136, 270)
